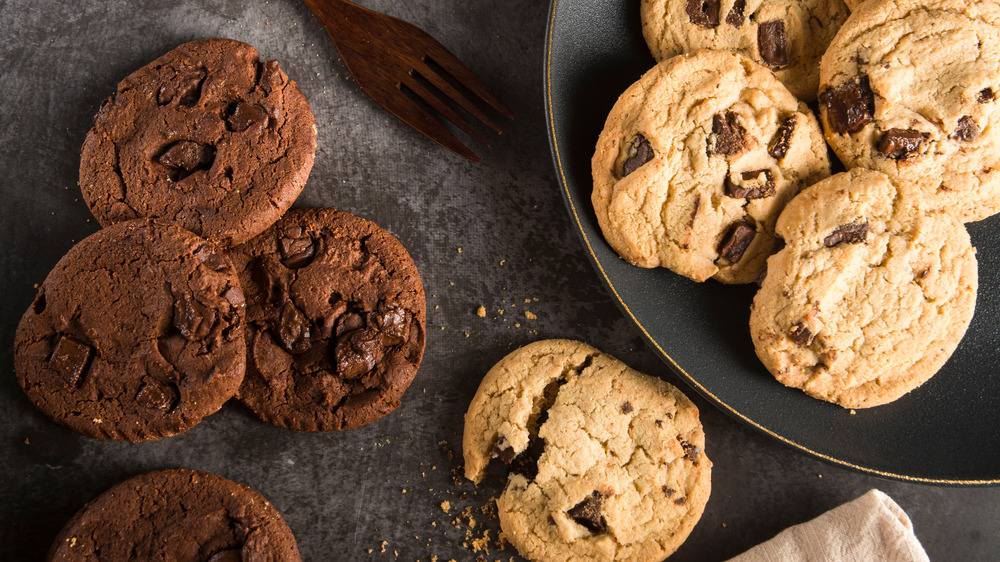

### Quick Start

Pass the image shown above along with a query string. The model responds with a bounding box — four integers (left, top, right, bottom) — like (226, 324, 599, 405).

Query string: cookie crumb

(524, 311, 537, 320)
(381, 540, 388, 553)
(441, 501, 451, 513)
(476, 306, 486, 317)
(498, 309, 504, 315)
(457, 247, 462, 253)
(850, 409, 856, 415)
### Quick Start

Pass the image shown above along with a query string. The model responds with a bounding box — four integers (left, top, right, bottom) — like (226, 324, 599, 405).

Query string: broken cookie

(463, 340, 711, 561)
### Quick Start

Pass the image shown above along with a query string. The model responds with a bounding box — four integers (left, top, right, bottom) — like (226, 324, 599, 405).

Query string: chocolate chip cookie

(592, 50, 830, 283)
(464, 340, 711, 562)
(819, 0, 1000, 222)
(80, 38, 317, 246)
(750, 169, 978, 408)
(14, 219, 246, 440)
(228, 208, 426, 431)
(48, 469, 300, 561)
(641, 0, 850, 100)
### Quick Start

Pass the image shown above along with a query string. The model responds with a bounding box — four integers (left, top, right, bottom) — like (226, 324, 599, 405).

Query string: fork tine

(402, 74, 491, 146)
(412, 63, 501, 135)
(417, 37, 515, 121)
(368, 84, 480, 161)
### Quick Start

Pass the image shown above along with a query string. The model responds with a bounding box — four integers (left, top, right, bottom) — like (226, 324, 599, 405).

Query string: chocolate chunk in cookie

(719, 221, 756, 263)
(725, 170, 775, 199)
(953, 116, 980, 142)
(711, 112, 749, 155)
(726, 0, 746, 26)
(48, 469, 300, 561)
(686, 0, 719, 28)
(768, 115, 796, 159)
(623, 134, 654, 177)
(758, 21, 789, 68)
(877, 129, 928, 159)
(14, 219, 245, 441)
(977, 88, 994, 103)
(229, 208, 426, 432)
(79, 39, 316, 246)
(819, 77, 874, 134)
(823, 221, 868, 247)
(567, 491, 608, 534)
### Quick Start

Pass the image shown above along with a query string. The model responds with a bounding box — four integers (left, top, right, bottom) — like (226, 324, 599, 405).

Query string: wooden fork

(300, 0, 514, 162)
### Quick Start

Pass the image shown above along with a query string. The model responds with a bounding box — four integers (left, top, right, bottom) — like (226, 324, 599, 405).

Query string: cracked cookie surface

(750, 169, 978, 408)
(228, 208, 426, 431)
(48, 469, 300, 561)
(464, 340, 711, 562)
(80, 38, 317, 246)
(592, 50, 830, 284)
(819, 0, 1000, 222)
(14, 219, 246, 440)
(640, 0, 850, 100)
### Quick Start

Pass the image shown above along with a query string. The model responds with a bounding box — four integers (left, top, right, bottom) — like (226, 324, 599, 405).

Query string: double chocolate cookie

(80, 38, 317, 246)
(48, 469, 300, 561)
(464, 340, 711, 562)
(592, 50, 830, 283)
(750, 169, 978, 408)
(14, 219, 246, 440)
(641, 0, 850, 100)
(228, 208, 426, 431)
(819, 0, 1000, 222)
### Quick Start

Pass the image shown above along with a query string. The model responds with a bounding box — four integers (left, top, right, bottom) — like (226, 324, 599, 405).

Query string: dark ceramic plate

(544, 0, 1000, 484)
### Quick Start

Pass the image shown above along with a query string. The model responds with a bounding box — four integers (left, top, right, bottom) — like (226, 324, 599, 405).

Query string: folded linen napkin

(728, 489, 930, 562)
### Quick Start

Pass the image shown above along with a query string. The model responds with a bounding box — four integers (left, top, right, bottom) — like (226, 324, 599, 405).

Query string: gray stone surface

(0, 0, 997, 560)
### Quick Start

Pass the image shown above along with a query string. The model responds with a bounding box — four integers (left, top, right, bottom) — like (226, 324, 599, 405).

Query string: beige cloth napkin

(728, 489, 930, 562)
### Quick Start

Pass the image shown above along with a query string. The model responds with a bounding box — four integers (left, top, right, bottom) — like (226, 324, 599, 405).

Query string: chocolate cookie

(228, 208, 426, 431)
(819, 0, 1000, 222)
(80, 38, 317, 246)
(640, 0, 850, 101)
(464, 340, 711, 562)
(14, 219, 245, 441)
(750, 169, 978, 408)
(48, 469, 300, 561)
(592, 50, 830, 283)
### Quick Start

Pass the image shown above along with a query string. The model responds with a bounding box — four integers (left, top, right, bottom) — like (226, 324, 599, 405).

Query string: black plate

(544, 0, 1000, 484)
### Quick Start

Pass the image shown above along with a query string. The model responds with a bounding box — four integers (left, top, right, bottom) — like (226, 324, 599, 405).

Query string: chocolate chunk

(758, 21, 789, 68)
(725, 169, 775, 199)
(674, 497, 688, 505)
(689, 195, 701, 228)
(226, 101, 269, 133)
(490, 436, 517, 465)
(680, 440, 702, 462)
(819, 77, 875, 134)
(718, 221, 756, 263)
(136, 379, 179, 411)
(823, 221, 868, 247)
(378, 307, 411, 346)
(275, 301, 312, 353)
(157, 69, 206, 106)
(278, 226, 316, 269)
(662, 486, 676, 497)
(174, 293, 218, 341)
(789, 322, 815, 346)
(157, 141, 215, 174)
(193, 244, 229, 272)
(567, 491, 607, 534)
(877, 129, 928, 159)
(953, 116, 980, 142)
(768, 115, 796, 159)
(621, 401, 633, 414)
(726, 0, 746, 26)
(686, 0, 719, 28)
(622, 134, 654, 177)
(335, 327, 384, 378)
(712, 112, 748, 155)
(49, 336, 92, 386)
(258, 60, 285, 95)
(336, 312, 365, 337)
(978, 88, 995, 103)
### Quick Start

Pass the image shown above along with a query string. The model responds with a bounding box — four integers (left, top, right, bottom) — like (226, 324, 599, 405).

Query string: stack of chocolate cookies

(594, 0, 995, 410)
(15, 38, 428, 560)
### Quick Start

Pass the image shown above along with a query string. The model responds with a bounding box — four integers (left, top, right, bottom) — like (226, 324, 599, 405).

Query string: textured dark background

(0, 0, 997, 560)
